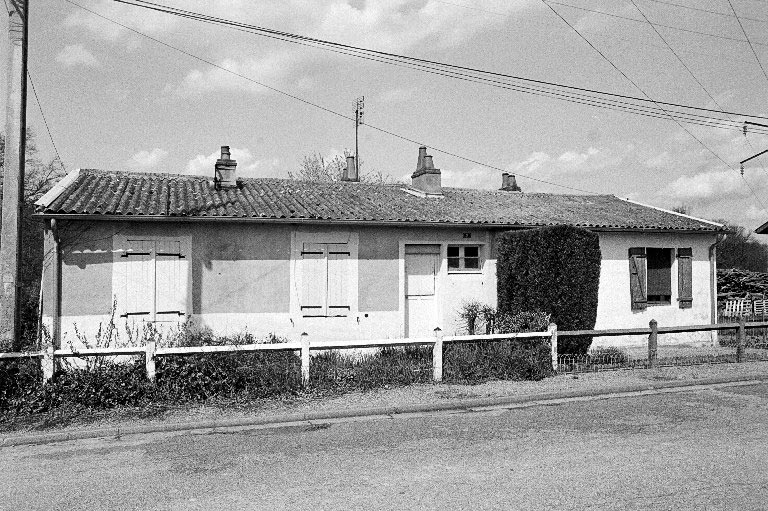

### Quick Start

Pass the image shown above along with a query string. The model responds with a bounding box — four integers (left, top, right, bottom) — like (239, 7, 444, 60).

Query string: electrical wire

(546, 0, 768, 47)
(27, 70, 65, 170)
(637, 0, 768, 24)
(62, 0, 600, 194)
(726, 0, 768, 88)
(105, 0, 768, 134)
(627, 0, 768, 180)
(543, 0, 768, 211)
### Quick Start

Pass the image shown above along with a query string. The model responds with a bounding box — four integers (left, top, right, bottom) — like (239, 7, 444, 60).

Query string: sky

(3, 0, 768, 231)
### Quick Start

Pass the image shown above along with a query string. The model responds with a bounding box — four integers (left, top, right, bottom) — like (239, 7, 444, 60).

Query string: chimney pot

(342, 155, 359, 182)
(215, 145, 238, 188)
(500, 172, 521, 192)
(411, 147, 442, 195)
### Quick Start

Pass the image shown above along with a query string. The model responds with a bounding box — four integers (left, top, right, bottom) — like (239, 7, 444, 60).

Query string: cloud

(129, 148, 168, 169)
(663, 168, 768, 202)
(186, 147, 282, 177)
(64, 0, 180, 43)
(178, 53, 298, 96)
(56, 44, 100, 67)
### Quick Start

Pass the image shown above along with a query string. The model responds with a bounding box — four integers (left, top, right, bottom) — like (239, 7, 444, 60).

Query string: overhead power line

(726, 0, 768, 88)
(100, 0, 768, 136)
(547, 0, 768, 47)
(543, 0, 768, 211)
(27, 70, 64, 170)
(62, 0, 598, 194)
(639, 0, 768, 24)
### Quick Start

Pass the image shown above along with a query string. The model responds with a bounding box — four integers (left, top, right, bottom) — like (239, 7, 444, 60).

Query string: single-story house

(35, 146, 726, 349)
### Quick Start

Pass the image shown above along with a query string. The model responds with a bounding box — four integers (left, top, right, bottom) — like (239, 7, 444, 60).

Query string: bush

(497, 225, 601, 355)
(310, 347, 432, 390)
(155, 351, 301, 401)
(444, 310, 553, 383)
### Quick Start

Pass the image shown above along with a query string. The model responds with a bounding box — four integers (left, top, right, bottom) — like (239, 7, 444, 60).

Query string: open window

(629, 247, 692, 310)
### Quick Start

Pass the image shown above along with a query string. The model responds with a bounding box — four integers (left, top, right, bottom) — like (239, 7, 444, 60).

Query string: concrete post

(549, 323, 558, 372)
(145, 340, 156, 382)
(0, 0, 29, 351)
(300, 332, 310, 387)
(737, 316, 746, 363)
(648, 319, 658, 368)
(432, 327, 443, 382)
(41, 346, 54, 383)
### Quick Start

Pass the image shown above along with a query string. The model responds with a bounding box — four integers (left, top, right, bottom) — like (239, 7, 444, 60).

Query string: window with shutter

(677, 247, 693, 309)
(647, 248, 673, 304)
(155, 240, 187, 321)
(327, 244, 351, 316)
(628, 247, 647, 310)
(299, 242, 352, 317)
(123, 240, 154, 319)
(300, 243, 327, 317)
(119, 238, 188, 322)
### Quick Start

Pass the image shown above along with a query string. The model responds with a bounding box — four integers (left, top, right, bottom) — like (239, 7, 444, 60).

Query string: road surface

(3, 382, 768, 510)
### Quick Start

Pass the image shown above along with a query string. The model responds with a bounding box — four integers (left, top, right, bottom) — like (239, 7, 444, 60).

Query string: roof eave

(31, 212, 724, 233)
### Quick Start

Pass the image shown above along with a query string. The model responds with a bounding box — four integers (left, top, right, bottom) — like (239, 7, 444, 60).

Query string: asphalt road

(3, 383, 768, 510)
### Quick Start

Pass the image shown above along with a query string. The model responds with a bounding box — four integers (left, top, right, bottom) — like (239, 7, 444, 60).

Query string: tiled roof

(35, 169, 724, 231)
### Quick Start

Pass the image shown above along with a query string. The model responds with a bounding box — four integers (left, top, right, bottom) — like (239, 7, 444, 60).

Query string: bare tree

(290, 148, 398, 184)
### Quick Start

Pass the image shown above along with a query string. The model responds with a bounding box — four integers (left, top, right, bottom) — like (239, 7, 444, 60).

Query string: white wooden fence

(4, 318, 768, 385)
(0, 325, 559, 385)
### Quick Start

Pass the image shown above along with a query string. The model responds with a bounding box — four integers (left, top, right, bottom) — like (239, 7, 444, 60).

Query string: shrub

(310, 347, 432, 390)
(496, 225, 601, 355)
(444, 310, 553, 383)
(155, 350, 302, 402)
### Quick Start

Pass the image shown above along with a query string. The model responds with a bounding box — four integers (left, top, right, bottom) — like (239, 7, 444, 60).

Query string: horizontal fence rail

(2, 318, 767, 384)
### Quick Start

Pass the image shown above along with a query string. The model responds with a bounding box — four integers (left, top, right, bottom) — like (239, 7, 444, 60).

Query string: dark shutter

(677, 248, 693, 309)
(629, 248, 647, 310)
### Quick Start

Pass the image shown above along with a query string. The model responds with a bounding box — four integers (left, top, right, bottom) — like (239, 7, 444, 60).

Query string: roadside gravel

(3, 361, 768, 436)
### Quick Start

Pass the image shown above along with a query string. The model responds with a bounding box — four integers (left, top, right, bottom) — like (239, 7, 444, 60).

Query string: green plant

(444, 310, 553, 383)
(458, 300, 483, 335)
(310, 347, 432, 390)
(496, 225, 601, 355)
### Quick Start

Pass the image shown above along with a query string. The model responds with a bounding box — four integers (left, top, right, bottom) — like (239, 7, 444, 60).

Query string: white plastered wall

(593, 231, 718, 347)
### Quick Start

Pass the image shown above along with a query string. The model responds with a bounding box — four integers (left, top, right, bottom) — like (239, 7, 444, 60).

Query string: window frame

(447, 244, 484, 273)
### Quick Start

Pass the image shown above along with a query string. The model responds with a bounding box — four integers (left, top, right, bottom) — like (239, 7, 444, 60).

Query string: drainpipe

(50, 218, 61, 350)
(710, 233, 726, 342)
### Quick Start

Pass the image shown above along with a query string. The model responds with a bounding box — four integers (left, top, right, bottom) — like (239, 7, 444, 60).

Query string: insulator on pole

(741, 163, 745, 176)
(744, 124, 748, 136)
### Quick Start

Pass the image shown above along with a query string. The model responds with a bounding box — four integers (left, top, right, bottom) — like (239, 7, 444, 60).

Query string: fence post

(648, 319, 658, 368)
(549, 323, 558, 372)
(737, 316, 746, 363)
(145, 340, 156, 382)
(433, 327, 443, 382)
(41, 346, 54, 383)
(300, 332, 310, 387)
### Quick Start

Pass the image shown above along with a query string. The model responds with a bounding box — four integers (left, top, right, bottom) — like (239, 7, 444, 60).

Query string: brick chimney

(215, 146, 238, 188)
(411, 146, 442, 195)
(342, 155, 358, 182)
(500, 172, 522, 192)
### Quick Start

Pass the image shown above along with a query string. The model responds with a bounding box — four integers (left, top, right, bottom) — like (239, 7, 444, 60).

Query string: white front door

(405, 245, 440, 338)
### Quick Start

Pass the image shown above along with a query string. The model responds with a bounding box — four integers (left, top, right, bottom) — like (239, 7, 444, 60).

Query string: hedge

(496, 225, 601, 354)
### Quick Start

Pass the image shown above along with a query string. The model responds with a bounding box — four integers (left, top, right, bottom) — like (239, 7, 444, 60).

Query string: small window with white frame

(447, 245, 482, 272)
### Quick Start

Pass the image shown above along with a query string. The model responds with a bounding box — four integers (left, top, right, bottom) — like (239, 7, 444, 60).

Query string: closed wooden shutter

(155, 240, 187, 321)
(300, 243, 327, 317)
(124, 240, 154, 319)
(677, 247, 693, 309)
(629, 247, 647, 310)
(327, 243, 351, 316)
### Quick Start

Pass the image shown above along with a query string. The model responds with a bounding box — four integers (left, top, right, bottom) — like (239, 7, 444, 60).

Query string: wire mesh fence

(557, 332, 768, 374)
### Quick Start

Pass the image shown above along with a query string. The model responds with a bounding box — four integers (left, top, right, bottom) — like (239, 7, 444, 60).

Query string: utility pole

(0, 0, 29, 351)
(354, 96, 364, 177)
(741, 121, 768, 175)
